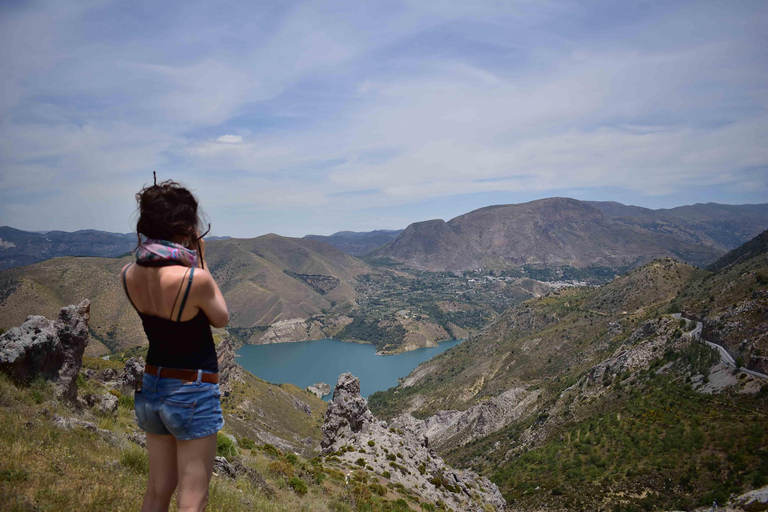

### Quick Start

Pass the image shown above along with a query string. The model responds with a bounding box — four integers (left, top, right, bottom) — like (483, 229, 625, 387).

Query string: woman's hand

(197, 236, 206, 269)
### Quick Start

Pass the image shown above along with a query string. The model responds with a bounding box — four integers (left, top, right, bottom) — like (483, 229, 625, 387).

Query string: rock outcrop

(392, 386, 541, 452)
(306, 382, 331, 398)
(0, 300, 90, 401)
(321, 373, 507, 511)
(119, 356, 145, 395)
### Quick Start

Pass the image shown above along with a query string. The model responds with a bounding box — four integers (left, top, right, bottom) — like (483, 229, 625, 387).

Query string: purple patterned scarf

(136, 239, 198, 268)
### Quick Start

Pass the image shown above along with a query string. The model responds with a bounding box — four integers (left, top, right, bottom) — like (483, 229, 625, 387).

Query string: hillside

(0, 235, 371, 354)
(674, 229, 768, 374)
(304, 230, 402, 256)
(0, 235, 560, 356)
(706, 228, 768, 272)
(371, 198, 767, 271)
(369, 254, 768, 510)
(589, 201, 768, 252)
(369, 258, 699, 418)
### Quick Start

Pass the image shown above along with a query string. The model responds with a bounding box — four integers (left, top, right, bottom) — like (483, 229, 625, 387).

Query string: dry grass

(0, 371, 439, 512)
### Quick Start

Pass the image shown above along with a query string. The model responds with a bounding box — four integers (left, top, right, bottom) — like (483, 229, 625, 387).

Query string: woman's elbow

(211, 311, 229, 328)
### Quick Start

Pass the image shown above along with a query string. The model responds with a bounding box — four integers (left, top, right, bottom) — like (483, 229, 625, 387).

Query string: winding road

(672, 313, 768, 380)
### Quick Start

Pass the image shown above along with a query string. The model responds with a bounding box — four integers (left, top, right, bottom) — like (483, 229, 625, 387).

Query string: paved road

(672, 313, 768, 380)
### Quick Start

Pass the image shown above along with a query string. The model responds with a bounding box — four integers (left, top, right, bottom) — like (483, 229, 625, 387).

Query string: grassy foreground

(0, 369, 462, 512)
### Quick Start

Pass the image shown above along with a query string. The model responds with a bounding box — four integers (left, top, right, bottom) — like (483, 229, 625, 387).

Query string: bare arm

(188, 236, 228, 327)
(192, 269, 229, 328)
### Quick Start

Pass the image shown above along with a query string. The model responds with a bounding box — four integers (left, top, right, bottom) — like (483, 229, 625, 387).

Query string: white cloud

(216, 134, 243, 144)
(0, 0, 766, 236)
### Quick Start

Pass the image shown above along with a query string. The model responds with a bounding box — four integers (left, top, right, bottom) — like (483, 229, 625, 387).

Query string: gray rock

(120, 356, 145, 394)
(96, 394, 119, 416)
(213, 456, 274, 497)
(320, 373, 506, 511)
(83, 393, 119, 416)
(95, 368, 119, 383)
(306, 381, 331, 398)
(321, 373, 374, 450)
(128, 431, 147, 448)
(292, 396, 311, 414)
(52, 413, 120, 446)
(0, 300, 90, 401)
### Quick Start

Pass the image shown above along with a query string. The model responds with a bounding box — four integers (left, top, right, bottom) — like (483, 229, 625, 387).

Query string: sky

(1, 0, 766, 238)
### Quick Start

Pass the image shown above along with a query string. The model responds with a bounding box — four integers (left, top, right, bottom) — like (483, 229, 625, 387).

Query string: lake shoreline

(235, 337, 464, 399)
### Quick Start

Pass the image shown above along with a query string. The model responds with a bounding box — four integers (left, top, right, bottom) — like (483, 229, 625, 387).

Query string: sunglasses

(195, 223, 211, 242)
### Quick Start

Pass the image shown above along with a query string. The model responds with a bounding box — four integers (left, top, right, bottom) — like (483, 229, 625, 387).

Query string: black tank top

(122, 263, 218, 373)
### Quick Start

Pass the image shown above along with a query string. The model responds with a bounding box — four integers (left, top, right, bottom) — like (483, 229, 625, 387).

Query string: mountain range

(1, 198, 766, 357)
(304, 229, 403, 256)
(370, 198, 768, 271)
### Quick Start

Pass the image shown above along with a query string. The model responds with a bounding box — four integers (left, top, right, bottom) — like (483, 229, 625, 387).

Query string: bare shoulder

(191, 268, 215, 289)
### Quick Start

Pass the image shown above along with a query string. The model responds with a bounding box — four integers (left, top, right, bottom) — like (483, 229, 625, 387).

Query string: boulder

(0, 300, 90, 401)
(82, 393, 119, 415)
(306, 381, 331, 398)
(120, 356, 145, 394)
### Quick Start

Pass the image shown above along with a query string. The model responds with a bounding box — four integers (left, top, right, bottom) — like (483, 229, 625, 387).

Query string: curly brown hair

(135, 179, 204, 247)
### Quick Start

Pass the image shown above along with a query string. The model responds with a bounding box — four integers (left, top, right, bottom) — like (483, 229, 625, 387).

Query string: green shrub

(260, 443, 281, 457)
(288, 476, 308, 496)
(383, 471, 391, 478)
(216, 433, 238, 458)
(368, 440, 375, 447)
(238, 437, 255, 450)
(370, 482, 387, 495)
(286, 452, 299, 465)
(268, 459, 294, 478)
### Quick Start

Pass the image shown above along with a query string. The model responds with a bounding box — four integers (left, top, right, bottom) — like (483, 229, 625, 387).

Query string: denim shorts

(134, 370, 224, 441)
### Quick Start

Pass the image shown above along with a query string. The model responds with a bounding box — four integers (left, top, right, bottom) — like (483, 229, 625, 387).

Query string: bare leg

(141, 433, 179, 512)
(176, 434, 217, 512)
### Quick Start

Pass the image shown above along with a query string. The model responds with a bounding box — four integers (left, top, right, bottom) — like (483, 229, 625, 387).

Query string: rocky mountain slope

(369, 249, 768, 510)
(305, 230, 403, 256)
(675, 229, 768, 374)
(371, 198, 766, 271)
(320, 373, 506, 511)
(589, 201, 768, 252)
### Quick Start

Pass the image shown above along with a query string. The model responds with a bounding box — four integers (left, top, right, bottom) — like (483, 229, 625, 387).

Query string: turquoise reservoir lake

(236, 338, 463, 400)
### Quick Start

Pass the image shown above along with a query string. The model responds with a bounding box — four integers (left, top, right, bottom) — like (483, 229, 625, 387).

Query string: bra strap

(176, 267, 195, 322)
(122, 263, 139, 312)
(170, 267, 191, 320)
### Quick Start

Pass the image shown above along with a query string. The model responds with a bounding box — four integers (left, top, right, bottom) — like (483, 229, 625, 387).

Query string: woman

(121, 179, 229, 512)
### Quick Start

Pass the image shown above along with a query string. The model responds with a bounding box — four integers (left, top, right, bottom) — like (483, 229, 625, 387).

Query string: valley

(1, 198, 767, 511)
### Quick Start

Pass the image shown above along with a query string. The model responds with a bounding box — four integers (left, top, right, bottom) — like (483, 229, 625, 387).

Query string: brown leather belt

(144, 364, 219, 384)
